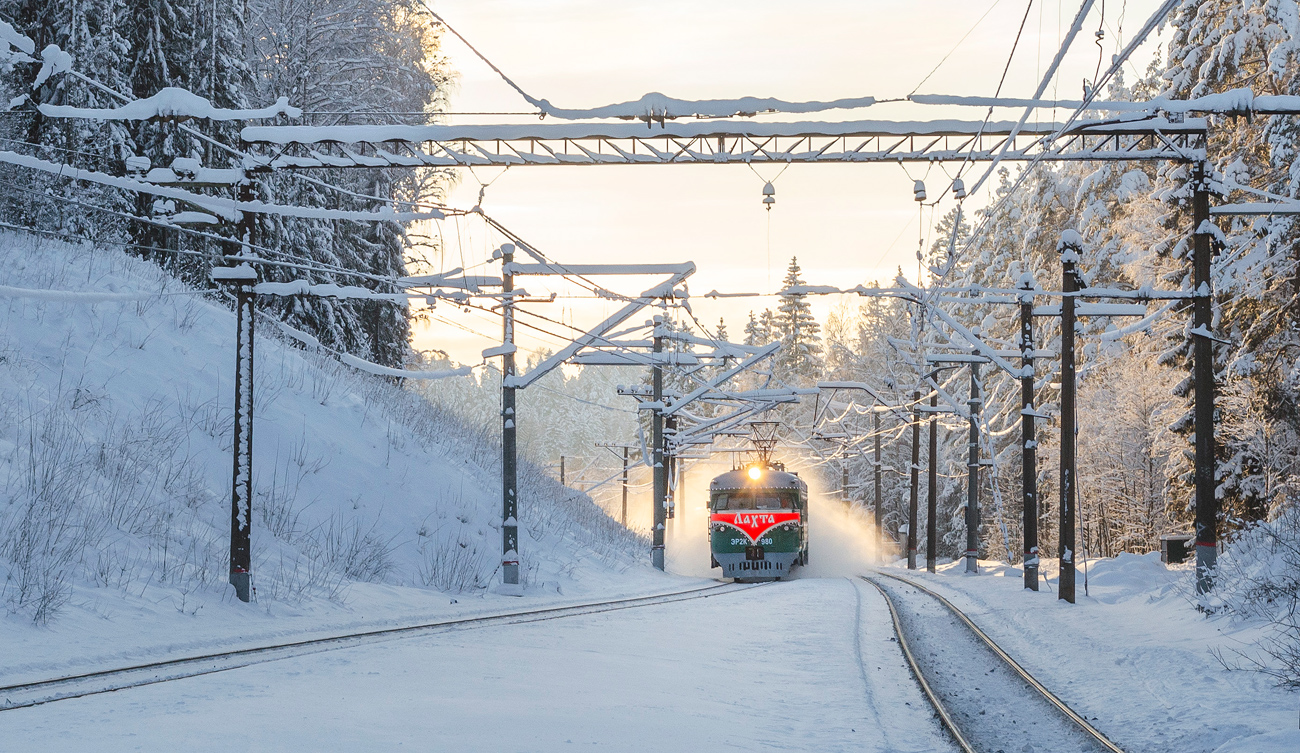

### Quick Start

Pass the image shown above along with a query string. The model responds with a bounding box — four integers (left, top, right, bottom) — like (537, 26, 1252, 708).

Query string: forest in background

(0, 0, 451, 368)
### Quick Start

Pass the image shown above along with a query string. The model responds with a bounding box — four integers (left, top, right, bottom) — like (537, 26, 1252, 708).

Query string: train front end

(708, 465, 808, 582)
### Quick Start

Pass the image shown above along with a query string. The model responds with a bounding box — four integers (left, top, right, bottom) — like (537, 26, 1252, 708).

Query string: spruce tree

(773, 256, 822, 381)
(0, 0, 133, 238)
(1150, 0, 1300, 525)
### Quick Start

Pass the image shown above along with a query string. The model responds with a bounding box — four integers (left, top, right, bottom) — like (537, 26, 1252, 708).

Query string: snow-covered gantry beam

(505, 262, 696, 276)
(1212, 202, 1300, 216)
(910, 88, 1300, 116)
(240, 117, 1207, 168)
(505, 264, 696, 389)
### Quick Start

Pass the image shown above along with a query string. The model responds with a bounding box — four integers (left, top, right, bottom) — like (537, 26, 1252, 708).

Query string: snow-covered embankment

(0, 231, 660, 678)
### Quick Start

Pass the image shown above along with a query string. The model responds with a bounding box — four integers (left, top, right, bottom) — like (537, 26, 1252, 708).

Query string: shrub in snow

(1214, 502, 1300, 688)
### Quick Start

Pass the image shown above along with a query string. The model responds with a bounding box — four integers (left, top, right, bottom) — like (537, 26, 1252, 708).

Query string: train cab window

(712, 492, 795, 511)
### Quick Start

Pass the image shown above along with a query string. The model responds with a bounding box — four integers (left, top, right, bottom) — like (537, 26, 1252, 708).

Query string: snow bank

(1213, 730, 1300, 753)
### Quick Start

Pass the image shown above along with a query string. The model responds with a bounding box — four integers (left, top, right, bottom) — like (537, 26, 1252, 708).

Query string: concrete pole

(621, 446, 629, 527)
(966, 355, 981, 575)
(214, 260, 257, 603)
(1059, 234, 1081, 603)
(908, 390, 921, 570)
(874, 411, 883, 563)
(1192, 162, 1218, 595)
(1020, 278, 1040, 591)
(501, 244, 521, 590)
(927, 390, 938, 574)
(652, 321, 666, 570)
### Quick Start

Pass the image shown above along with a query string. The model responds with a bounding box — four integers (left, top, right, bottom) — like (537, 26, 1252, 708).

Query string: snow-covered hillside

(0, 230, 658, 654)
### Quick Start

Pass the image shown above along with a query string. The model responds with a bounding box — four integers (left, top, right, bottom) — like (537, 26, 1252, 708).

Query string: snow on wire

(0, 150, 444, 223)
(37, 87, 302, 121)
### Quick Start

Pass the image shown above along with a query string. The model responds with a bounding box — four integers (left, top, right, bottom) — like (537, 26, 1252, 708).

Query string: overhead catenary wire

(416, 3, 546, 116)
(0, 180, 411, 284)
(929, 0, 1036, 226)
(909, 0, 1008, 97)
(918, 0, 1178, 358)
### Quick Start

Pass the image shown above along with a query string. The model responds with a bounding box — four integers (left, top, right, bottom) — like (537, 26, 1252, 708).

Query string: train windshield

(712, 491, 795, 511)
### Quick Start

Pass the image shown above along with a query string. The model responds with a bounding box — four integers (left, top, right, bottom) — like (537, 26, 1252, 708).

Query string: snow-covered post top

(1057, 229, 1084, 263)
(211, 264, 258, 284)
(1016, 271, 1037, 293)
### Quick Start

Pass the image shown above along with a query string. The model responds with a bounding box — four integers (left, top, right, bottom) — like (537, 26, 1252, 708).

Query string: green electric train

(708, 462, 809, 581)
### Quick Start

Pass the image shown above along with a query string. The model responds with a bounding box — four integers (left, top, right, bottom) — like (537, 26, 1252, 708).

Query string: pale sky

(411, 0, 1168, 365)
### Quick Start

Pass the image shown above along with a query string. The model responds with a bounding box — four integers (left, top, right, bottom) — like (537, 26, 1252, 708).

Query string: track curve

(1, 581, 759, 712)
(864, 572, 1125, 753)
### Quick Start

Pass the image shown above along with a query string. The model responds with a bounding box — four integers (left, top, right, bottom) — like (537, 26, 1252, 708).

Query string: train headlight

(748, 466, 762, 480)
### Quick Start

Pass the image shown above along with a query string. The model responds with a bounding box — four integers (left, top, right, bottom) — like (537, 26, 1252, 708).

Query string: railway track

(0, 580, 759, 712)
(863, 572, 1125, 753)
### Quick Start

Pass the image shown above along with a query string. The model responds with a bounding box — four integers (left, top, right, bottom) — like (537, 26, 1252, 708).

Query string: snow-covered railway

(866, 573, 1124, 753)
(0, 581, 754, 712)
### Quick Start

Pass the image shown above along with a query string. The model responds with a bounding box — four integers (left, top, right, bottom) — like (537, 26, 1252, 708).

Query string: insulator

(913, 180, 927, 202)
(953, 177, 967, 199)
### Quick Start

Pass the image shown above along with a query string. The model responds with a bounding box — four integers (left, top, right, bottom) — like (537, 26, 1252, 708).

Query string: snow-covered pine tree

(773, 256, 822, 382)
(247, 0, 453, 367)
(818, 287, 923, 551)
(0, 0, 133, 240)
(120, 0, 208, 281)
(742, 310, 772, 346)
(1152, 0, 1300, 526)
(758, 309, 777, 343)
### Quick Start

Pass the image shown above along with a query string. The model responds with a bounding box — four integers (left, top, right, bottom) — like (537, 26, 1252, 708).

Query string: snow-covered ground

(4, 230, 1296, 753)
(883, 555, 1300, 753)
(0, 231, 665, 674)
(0, 578, 953, 753)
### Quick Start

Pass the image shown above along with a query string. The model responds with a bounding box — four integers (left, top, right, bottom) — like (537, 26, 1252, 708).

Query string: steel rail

(861, 577, 977, 753)
(866, 571, 1126, 753)
(0, 581, 758, 712)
